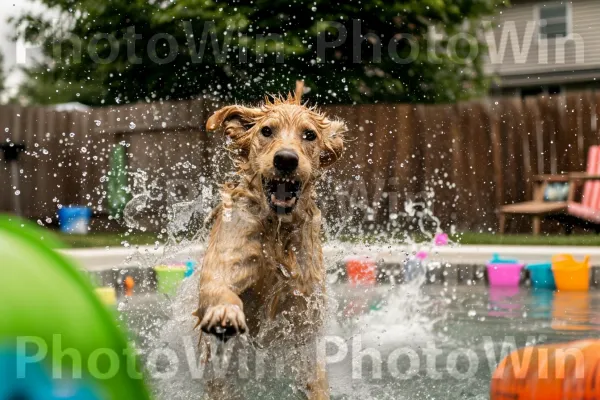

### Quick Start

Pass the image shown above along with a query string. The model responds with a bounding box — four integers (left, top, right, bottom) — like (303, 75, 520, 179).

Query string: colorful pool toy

(154, 265, 187, 295)
(552, 254, 590, 291)
(527, 262, 556, 290)
(491, 340, 600, 399)
(487, 254, 524, 287)
(344, 255, 377, 286)
(57, 206, 92, 234)
(0, 215, 151, 400)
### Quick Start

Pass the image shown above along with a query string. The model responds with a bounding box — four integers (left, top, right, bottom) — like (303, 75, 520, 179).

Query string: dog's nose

(273, 150, 299, 172)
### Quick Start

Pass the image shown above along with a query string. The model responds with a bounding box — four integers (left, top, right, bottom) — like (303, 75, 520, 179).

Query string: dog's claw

(199, 304, 247, 341)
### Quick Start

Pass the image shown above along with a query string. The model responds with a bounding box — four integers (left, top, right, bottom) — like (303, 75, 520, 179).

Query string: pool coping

(62, 243, 600, 271)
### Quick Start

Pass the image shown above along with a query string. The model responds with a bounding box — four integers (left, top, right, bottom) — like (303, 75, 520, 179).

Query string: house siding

(485, 0, 600, 78)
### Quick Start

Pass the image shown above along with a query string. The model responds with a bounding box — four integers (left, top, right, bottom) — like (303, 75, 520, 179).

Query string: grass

(452, 232, 600, 246)
(51, 231, 161, 249)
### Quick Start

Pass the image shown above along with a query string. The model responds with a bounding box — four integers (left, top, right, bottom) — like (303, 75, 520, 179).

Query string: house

(486, 0, 600, 96)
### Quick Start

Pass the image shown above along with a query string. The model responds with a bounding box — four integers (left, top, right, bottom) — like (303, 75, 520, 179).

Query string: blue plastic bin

(58, 206, 92, 234)
(527, 262, 556, 289)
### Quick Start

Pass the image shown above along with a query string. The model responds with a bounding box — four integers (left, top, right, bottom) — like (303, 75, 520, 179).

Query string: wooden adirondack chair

(567, 146, 600, 226)
(498, 145, 600, 235)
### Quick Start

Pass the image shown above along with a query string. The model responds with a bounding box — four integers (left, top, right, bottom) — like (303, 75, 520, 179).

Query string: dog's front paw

(199, 304, 248, 341)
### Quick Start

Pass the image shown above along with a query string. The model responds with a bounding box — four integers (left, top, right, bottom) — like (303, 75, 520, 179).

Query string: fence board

(566, 94, 584, 170)
(537, 95, 554, 175)
(551, 96, 569, 174)
(0, 107, 16, 213)
(511, 99, 529, 204)
(581, 91, 596, 151)
(497, 99, 514, 206)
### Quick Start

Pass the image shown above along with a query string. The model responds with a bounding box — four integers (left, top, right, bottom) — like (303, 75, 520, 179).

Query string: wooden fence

(1, 91, 599, 232)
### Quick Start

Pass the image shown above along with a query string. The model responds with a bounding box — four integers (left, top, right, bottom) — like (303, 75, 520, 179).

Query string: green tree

(12, 0, 506, 106)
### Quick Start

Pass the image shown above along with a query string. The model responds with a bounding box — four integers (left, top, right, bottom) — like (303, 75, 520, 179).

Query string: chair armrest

(569, 172, 600, 181)
(532, 174, 570, 182)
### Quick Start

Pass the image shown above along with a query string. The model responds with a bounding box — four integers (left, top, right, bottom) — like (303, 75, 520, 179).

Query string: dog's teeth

(271, 194, 276, 203)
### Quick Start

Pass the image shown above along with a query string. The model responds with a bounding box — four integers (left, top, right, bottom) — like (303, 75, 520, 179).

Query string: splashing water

(118, 153, 451, 399)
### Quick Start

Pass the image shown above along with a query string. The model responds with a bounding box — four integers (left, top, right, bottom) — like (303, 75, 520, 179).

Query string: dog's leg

(306, 362, 330, 400)
(196, 210, 261, 341)
(198, 286, 249, 340)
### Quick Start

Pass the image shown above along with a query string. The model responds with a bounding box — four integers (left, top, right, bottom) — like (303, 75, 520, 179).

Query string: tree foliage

(12, 0, 506, 106)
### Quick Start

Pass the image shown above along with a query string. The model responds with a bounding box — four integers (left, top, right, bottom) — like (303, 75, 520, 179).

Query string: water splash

(118, 157, 452, 399)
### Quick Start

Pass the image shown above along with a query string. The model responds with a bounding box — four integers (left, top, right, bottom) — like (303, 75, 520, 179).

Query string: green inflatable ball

(0, 215, 152, 400)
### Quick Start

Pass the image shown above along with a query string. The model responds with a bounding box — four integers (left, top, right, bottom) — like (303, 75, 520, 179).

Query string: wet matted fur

(194, 91, 346, 399)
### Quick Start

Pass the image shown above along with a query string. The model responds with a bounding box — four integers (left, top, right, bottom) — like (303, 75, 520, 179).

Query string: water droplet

(94, 120, 102, 126)
(129, 122, 136, 129)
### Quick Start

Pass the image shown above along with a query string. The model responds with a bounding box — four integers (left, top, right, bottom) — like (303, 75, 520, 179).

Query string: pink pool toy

(487, 262, 524, 287)
(434, 232, 449, 246)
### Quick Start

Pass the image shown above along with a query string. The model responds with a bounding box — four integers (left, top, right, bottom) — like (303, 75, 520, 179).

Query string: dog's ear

(320, 119, 346, 168)
(206, 106, 262, 153)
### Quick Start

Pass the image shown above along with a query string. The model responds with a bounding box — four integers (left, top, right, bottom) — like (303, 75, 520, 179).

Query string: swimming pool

(118, 282, 600, 400)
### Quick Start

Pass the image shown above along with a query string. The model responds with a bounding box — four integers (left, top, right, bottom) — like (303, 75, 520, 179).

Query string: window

(537, 3, 571, 39)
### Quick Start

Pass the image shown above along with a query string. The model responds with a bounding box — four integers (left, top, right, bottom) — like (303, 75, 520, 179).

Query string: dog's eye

(261, 126, 273, 137)
(303, 130, 317, 141)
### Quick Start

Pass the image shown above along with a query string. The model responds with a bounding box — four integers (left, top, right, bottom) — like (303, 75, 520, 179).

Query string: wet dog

(194, 88, 345, 399)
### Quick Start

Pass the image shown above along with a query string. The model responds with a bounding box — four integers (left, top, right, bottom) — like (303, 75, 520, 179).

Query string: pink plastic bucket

(487, 263, 524, 287)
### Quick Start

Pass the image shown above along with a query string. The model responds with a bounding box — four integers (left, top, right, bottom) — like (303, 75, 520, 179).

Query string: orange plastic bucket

(491, 340, 600, 400)
(552, 254, 590, 291)
(345, 256, 377, 286)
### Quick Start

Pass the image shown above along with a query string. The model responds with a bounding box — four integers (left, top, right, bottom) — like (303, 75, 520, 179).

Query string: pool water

(119, 283, 600, 400)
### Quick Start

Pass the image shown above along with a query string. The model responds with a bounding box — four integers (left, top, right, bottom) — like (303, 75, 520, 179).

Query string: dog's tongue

(271, 194, 297, 208)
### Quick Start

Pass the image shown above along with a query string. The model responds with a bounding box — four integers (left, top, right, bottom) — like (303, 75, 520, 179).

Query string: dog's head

(207, 95, 346, 215)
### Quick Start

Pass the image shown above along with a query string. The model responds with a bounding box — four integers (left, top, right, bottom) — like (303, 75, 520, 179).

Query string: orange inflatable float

(491, 340, 600, 399)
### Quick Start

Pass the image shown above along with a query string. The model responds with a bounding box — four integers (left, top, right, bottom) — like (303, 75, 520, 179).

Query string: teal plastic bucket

(527, 262, 556, 290)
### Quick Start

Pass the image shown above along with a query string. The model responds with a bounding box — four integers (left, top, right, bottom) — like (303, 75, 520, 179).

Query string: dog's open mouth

(263, 177, 302, 214)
